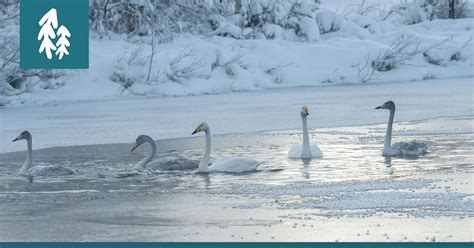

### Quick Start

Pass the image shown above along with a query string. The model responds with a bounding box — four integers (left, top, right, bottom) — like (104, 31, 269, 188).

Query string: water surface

(0, 117, 472, 241)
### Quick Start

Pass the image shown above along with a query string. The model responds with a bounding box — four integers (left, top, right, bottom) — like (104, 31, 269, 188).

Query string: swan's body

(288, 106, 323, 159)
(192, 123, 264, 173)
(25, 165, 75, 177)
(376, 101, 428, 157)
(131, 135, 199, 171)
(203, 156, 263, 173)
(389, 141, 428, 157)
(146, 156, 200, 171)
(288, 144, 322, 159)
(13, 131, 74, 181)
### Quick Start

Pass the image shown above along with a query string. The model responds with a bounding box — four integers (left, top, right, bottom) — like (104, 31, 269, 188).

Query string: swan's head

(131, 135, 151, 152)
(192, 122, 209, 135)
(12, 131, 31, 142)
(375, 101, 395, 110)
(300, 106, 310, 117)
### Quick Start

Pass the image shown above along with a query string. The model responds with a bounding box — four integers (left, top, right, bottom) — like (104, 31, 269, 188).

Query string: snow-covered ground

(2, 18, 473, 106)
(1, 77, 472, 154)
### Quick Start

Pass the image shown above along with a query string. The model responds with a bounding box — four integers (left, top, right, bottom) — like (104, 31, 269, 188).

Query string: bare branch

(166, 47, 207, 84)
(371, 35, 424, 72)
(265, 62, 293, 74)
(356, 53, 379, 83)
(0, 13, 18, 23)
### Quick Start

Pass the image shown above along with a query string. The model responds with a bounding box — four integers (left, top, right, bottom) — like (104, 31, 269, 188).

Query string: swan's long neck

(383, 107, 395, 154)
(198, 129, 211, 173)
(133, 138, 156, 171)
(302, 115, 310, 148)
(301, 115, 312, 156)
(19, 137, 33, 175)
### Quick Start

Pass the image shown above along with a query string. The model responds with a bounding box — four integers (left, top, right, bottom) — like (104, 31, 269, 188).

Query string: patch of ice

(208, 179, 435, 197)
(205, 178, 474, 218)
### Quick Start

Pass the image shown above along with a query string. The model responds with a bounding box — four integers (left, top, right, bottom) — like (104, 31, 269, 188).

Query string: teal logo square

(20, 0, 89, 69)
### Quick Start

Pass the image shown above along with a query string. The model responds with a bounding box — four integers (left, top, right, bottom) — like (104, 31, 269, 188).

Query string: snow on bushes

(215, 23, 243, 39)
(105, 18, 473, 100)
(383, 0, 471, 25)
(219, 5, 381, 41)
(224, 0, 322, 41)
(218, 2, 386, 41)
(422, 37, 473, 66)
(386, 3, 428, 25)
(109, 36, 273, 96)
(89, 0, 232, 39)
(298, 17, 320, 41)
(316, 10, 343, 34)
(346, 14, 396, 35)
(371, 35, 424, 72)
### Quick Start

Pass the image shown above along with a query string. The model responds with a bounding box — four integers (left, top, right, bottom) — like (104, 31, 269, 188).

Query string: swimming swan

(288, 106, 323, 159)
(375, 101, 428, 157)
(131, 135, 199, 171)
(12, 131, 74, 181)
(191, 122, 264, 173)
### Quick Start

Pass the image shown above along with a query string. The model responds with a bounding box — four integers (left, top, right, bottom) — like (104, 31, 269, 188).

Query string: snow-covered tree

(38, 8, 58, 60)
(385, 3, 427, 24)
(219, 0, 321, 41)
(55, 25, 71, 60)
(418, 0, 469, 19)
(384, 0, 470, 24)
(89, 0, 232, 38)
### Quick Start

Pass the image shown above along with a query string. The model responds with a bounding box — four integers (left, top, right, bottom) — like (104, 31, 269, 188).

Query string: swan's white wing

(209, 156, 263, 173)
(310, 145, 323, 158)
(147, 156, 199, 171)
(28, 165, 75, 177)
(288, 144, 303, 159)
(288, 144, 323, 159)
(392, 141, 428, 157)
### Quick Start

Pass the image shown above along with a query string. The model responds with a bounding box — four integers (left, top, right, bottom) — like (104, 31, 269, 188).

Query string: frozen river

(0, 117, 472, 241)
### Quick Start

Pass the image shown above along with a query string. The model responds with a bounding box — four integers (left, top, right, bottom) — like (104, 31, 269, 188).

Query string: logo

(20, 0, 88, 69)
(38, 8, 71, 60)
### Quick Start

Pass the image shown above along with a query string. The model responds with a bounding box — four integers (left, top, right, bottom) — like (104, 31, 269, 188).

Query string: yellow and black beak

(192, 127, 200, 135)
(131, 142, 139, 152)
(304, 107, 309, 115)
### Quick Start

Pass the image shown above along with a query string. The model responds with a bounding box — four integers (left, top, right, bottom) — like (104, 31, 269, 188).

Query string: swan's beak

(192, 127, 200, 135)
(131, 142, 139, 152)
(12, 136, 21, 142)
(375, 105, 383, 109)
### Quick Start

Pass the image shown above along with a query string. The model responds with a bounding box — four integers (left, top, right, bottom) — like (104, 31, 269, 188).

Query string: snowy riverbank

(1, 18, 473, 107)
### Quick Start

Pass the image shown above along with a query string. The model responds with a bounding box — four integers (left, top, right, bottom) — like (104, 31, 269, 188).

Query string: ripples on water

(0, 118, 472, 202)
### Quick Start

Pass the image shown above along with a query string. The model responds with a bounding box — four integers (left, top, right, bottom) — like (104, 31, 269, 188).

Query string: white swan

(288, 106, 323, 159)
(131, 135, 199, 171)
(12, 131, 74, 182)
(375, 101, 428, 157)
(191, 122, 264, 173)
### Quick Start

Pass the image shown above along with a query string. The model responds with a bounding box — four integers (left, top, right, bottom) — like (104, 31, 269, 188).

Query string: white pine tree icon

(55, 25, 71, 60)
(38, 8, 58, 60)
